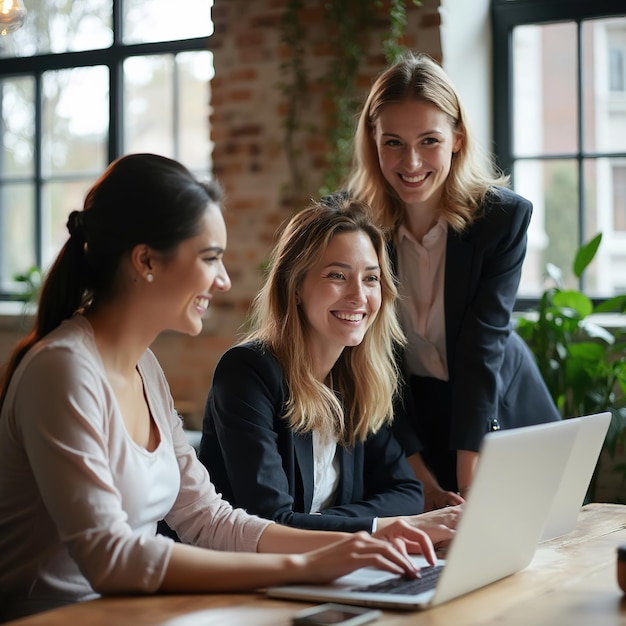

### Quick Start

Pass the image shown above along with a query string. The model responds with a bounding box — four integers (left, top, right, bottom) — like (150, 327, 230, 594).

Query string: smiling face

(373, 99, 462, 220)
(153, 202, 231, 336)
(297, 230, 382, 377)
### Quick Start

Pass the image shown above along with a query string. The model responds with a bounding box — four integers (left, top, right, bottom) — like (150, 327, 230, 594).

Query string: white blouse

(310, 429, 340, 513)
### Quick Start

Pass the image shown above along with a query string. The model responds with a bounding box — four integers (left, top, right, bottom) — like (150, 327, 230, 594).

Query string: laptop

(540, 411, 611, 542)
(267, 418, 582, 610)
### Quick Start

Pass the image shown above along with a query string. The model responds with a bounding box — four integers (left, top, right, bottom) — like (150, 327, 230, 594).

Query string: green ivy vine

(279, 0, 309, 199)
(279, 0, 422, 199)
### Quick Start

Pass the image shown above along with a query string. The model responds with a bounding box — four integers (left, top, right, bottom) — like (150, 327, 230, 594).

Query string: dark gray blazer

(199, 341, 424, 532)
(390, 187, 560, 489)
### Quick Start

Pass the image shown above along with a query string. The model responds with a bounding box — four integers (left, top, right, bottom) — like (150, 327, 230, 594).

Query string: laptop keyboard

(352, 565, 444, 596)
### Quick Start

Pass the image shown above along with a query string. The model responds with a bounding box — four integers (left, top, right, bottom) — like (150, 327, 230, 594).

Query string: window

(492, 0, 626, 300)
(0, 0, 213, 300)
(610, 47, 626, 92)
(614, 164, 626, 231)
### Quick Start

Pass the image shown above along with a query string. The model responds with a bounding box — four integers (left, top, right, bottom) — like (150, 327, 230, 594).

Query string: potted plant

(516, 234, 626, 502)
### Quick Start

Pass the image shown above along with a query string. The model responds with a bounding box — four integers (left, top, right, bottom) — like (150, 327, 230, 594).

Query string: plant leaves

(594, 294, 626, 314)
(567, 341, 606, 362)
(573, 233, 602, 278)
(552, 290, 593, 318)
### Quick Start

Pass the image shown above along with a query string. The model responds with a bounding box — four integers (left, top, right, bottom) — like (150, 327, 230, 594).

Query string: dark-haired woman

(0, 154, 435, 622)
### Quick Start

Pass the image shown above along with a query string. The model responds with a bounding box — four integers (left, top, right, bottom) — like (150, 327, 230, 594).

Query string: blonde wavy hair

(347, 52, 509, 233)
(247, 198, 405, 446)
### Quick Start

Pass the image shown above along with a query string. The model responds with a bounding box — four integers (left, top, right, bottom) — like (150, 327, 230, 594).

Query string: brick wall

(147, 0, 445, 428)
(154, 0, 443, 430)
(0, 0, 443, 430)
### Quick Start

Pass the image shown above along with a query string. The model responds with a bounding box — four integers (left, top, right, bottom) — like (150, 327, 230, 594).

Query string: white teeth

(195, 297, 209, 309)
(334, 312, 364, 322)
(401, 173, 427, 183)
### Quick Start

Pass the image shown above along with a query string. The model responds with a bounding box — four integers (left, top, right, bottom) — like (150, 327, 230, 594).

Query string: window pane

(0, 183, 34, 288)
(513, 23, 578, 157)
(124, 55, 174, 156)
(613, 163, 626, 231)
(124, 0, 213, 44)
(584, 158, 626, 295)
(1, 76, 34, 177)
(582, 18, 626, 153)
(41, 180, 94, 272)
(516, 160, 579, 295)
(177, 51, 212, 171)
(4, 0, 112, 58)
(42, 67, 109, 176)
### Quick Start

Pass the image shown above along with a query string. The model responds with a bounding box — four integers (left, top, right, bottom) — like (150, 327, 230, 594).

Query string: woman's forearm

(406, 452, 440, 492)
(161, 525, 425, 592)
(161, 542, 303, 592)
(257, 521, 347, 553)
(406, 452, 463, 511)
(456, 449, 478, 498)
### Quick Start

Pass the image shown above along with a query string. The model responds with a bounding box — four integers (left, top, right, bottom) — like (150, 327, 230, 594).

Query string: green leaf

(573, 233, 602, 278)
(552, 290, 593, 318)
(594, 295, 626, 314)
(614, 362, 626, 394)
(568, 341, 607, 361)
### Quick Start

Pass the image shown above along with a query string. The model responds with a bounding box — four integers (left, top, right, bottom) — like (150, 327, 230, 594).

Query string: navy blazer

(390, 187, 560, 487)
(199, 341, 425, 532)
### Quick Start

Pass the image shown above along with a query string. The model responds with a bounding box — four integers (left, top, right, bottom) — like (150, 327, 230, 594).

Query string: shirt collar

(397, 216, 447, 248)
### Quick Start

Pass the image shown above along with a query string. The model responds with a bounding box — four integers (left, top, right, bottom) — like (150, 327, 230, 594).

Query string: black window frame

(0, 1, 210, 301)
(491, 0, 626, 308)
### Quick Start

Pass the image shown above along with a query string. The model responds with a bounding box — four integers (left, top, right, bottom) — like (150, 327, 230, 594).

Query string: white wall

(439, 0, 493, 152)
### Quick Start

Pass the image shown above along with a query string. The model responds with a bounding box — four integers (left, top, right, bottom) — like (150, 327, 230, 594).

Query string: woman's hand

(405, 505, 462, 547)
(294, 530, 422, 584)
(372, 518, 437, 564)
(423, 484, 465, 512)
(406, 452, 465, 512)
(165, 530, 422, 592)
(376, 506, 461, 548)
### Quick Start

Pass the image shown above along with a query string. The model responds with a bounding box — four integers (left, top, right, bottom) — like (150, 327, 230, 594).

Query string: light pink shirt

(396, 218, 449, 381)
(0, 315, 270, 620)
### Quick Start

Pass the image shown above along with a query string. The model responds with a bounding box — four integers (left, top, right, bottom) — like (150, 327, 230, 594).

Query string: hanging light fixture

(0, 0, 27, 36)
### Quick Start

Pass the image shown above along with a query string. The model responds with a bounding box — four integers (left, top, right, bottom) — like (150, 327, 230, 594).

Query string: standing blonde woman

(342, 52, 560, 510)
(200, 198, 459, 540)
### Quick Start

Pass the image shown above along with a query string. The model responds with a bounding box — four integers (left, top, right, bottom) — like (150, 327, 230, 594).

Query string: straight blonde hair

(247, 198, 405, 446)
(348, 52, 509, 233)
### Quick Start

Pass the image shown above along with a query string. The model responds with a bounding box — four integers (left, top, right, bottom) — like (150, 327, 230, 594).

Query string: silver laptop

(267, 418, 582, 610)
(540, 411, 611, 542)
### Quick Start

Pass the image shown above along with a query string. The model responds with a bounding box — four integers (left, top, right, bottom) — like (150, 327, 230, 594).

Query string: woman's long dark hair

(0, 153, 223, 409)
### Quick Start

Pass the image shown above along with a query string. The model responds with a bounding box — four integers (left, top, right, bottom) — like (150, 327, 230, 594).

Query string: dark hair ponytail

(1, 153, 223, 409)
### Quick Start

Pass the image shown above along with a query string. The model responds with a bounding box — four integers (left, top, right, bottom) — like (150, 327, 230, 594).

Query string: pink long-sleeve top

(0, 315, 271, 620)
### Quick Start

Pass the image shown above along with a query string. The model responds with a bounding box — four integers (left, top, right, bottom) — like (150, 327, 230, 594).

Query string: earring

(146, 273, 153, 283)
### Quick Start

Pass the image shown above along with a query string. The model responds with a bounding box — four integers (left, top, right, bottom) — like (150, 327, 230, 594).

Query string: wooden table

(7, 503, 626, 626)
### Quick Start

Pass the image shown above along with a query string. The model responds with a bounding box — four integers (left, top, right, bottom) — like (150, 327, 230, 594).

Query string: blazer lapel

(445, 228, 473, 363)
(294, 432, 315, 513)
(336, 444, 354, 505)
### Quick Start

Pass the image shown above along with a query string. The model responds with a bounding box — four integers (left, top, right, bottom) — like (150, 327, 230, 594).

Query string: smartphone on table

(292, 602, 381, 626)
